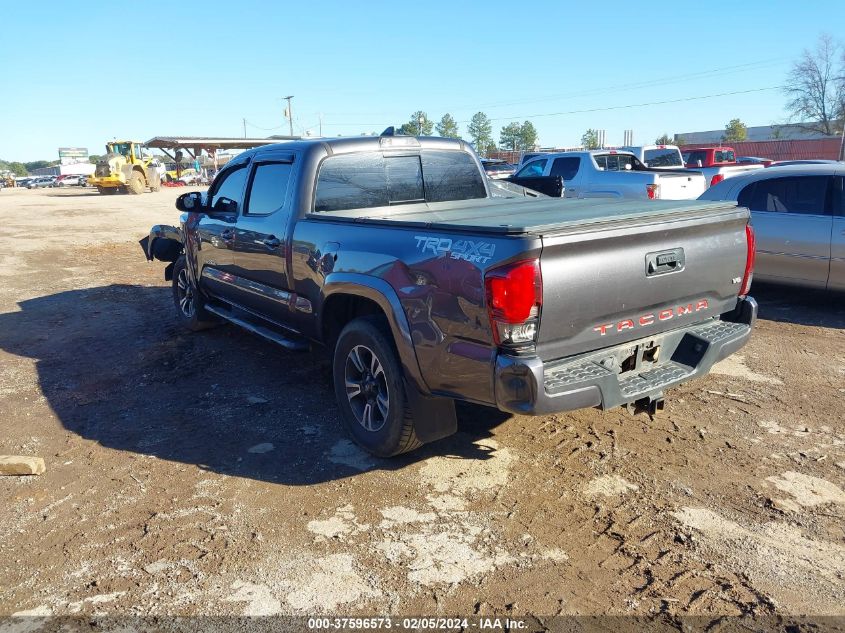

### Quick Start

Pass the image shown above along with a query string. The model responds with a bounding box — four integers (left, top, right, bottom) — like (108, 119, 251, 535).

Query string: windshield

(108, 142, 131, 157)
(644, 148, 682, 167)
(683, 150, 707, 166)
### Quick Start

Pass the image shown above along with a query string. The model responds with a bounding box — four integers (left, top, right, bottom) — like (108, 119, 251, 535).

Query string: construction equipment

(88, 141, 162, 195)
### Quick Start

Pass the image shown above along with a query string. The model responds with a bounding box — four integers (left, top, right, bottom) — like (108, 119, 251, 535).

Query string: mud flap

(404, 379, 457, 444)
(164, 261, 175, 281)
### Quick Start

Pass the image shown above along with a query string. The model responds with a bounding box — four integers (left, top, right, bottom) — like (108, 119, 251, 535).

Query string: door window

(550, 157, 580, 180)
(748, 176, 830, 215)
(209, 165, 248, 213)
(246, 162, 293, 215)
(515, 158, 547, 178)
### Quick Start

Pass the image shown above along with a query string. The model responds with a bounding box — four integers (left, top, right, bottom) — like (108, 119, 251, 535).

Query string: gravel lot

(1, 187, 844, 623)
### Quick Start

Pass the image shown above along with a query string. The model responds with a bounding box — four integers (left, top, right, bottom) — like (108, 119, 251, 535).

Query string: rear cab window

(314, 150, 485, 212)
(643, 148, 682, 168)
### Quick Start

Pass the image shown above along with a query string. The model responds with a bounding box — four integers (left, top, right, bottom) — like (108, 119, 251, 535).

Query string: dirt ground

(1, 186, 844, 625)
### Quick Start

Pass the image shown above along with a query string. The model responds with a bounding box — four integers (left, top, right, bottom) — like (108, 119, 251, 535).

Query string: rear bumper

(494, 296, 757, 415)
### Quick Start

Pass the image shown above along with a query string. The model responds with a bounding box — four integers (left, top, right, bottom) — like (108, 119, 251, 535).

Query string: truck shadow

(752, 283, 845, 329)
(0, 285, 510, 486)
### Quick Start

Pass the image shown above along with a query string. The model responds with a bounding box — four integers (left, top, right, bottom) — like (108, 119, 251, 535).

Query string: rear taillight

(485, 259, 542, 346)
(646, 184, 660, 199)
(710, 174, 725, 187)
(740, 223, 755, 296)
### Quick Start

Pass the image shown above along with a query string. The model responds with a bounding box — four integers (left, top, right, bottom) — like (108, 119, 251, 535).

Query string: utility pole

(243, 118, 246, 138)
(319, 113, 323, 137)
(283, 95, 294, 137)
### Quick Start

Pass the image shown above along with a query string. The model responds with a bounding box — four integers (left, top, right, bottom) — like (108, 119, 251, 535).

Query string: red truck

(682, 146, 764, 188)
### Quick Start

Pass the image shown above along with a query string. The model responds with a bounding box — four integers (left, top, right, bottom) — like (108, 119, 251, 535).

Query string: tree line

(396, 111, 539, 156)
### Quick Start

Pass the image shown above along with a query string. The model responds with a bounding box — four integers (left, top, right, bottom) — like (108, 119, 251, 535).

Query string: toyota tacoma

(141, 133, 757, 457)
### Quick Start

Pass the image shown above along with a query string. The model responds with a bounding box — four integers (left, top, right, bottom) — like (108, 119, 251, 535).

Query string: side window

(835, 176, 844, 215)
(737, 183, 756, 209)
(421, 150, 487, 202)
(515, 158, 547, 178)
(386, 156, 424, 204)
(314, 153, 388, 212)
(210, 165, 248, 213)
(246, 162, 293, 215)
(550, 157, 580, 180)
(749, 176, 830, 215)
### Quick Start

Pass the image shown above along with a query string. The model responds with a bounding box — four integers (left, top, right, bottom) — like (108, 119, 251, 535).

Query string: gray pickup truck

(141, 134, 757, 457)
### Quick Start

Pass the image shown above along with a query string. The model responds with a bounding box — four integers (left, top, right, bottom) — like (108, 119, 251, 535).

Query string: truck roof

(239, 135, 472, 160)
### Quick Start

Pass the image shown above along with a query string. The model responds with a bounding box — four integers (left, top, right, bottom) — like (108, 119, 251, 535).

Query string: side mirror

(176, 191, 204, 212)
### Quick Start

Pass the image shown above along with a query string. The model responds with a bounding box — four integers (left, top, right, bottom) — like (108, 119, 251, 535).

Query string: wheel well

(322, 294, 386, 346)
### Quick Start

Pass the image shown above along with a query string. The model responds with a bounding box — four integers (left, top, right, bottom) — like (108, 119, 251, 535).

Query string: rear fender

(321, 273, 458, 444)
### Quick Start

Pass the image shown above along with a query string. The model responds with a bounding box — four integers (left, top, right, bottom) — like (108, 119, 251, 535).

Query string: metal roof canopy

(145, 136, 299, 151)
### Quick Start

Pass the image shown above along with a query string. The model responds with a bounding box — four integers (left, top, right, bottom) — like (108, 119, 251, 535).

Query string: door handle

(262, 236, 281, 249)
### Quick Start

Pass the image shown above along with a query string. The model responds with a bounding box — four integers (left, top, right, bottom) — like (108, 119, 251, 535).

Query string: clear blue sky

(1, 0, 841, 161)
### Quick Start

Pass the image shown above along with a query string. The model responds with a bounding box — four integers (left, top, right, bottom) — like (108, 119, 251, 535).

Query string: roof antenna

(381, 126, 396, 137)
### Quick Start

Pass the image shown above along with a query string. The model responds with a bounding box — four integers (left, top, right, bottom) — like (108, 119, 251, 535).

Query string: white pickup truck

(508, 150, 707, 200)
(620, 145, 684, 169)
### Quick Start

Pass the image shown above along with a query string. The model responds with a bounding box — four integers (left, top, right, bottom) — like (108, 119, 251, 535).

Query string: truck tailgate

(655, 171, 707, 200)
(536, 203, 748, 362)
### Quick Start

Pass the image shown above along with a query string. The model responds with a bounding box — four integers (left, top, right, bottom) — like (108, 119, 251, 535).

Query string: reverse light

(740, 223, 755, 296)
(710, 174, 725, 187)
(646, 183, 660, 199)
(485, 259, 542, 346)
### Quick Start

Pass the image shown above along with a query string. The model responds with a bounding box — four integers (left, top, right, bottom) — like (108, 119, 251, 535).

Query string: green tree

(398, 111, 433, 136)
(8, 161, 27, 176)
(499, 122, 523, 151)
(24, 160, 50, 172)
(783, 33, 845, 135)
(581, 129, 600, 149)
(655, 133, 674, 145)
(482, 141, 498, 157)
(722, 118, 748, 142)
(467, 112, 493, 152)
(435, 113, 460, 138)
(519, 121, 538, 150)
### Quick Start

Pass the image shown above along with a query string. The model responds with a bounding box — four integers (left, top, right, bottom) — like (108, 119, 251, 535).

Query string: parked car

(480, 159, 516, 180)
(620, 145, 684, 169)
(737, 156, 773, 166)
(27, 176, 55, 189)
(54, 174, 87, 187)
(682, 146, 765, 187)
(16, 178, 34, 188)
(699, 164, 844, 291)
(767, 159, 842, 167)
(507, 150, 706, 200)
(141, 135, 756, 457)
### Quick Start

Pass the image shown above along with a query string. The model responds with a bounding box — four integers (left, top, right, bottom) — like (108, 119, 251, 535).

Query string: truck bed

(306, 197, 741, 236)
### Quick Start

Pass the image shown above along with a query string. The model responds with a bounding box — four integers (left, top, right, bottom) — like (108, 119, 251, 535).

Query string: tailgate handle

(645, 248, 685, 277)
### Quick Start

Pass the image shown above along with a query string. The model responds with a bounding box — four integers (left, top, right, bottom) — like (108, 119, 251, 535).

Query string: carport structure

(144, 135, 300, 179)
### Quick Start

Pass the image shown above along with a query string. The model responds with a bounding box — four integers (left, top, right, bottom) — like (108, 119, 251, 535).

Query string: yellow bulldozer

(88, 140, 162, 194)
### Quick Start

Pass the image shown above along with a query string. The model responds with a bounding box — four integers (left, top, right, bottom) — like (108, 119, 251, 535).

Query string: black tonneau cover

(305, 197, 741, 236)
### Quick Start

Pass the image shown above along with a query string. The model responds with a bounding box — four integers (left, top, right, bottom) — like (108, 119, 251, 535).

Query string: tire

(333, 317, 421, 457)
(150, 179, 161, 192)
(127, 171, 145, 195)
(172, 256, 217, 331)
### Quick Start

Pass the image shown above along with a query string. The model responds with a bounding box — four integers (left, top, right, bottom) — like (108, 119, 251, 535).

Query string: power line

(459, 86, 785, 124)
(317, 86, 783, 127)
